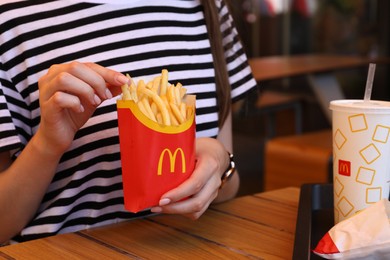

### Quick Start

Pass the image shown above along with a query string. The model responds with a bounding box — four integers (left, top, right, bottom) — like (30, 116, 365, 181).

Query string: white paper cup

(330, 99, 390, 223)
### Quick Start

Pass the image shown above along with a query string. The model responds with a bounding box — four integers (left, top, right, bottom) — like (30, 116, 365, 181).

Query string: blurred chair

(255, 90, 303, 139)
(264, 129, 333, 191)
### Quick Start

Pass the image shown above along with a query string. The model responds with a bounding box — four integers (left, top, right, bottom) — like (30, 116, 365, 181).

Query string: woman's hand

(150, 137, 236, 220)
(37, 62, 128, 156)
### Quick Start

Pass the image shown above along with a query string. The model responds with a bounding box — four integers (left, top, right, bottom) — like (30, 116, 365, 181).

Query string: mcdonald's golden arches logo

(157, 148, 186, 176)
(338, 160, 351, 176)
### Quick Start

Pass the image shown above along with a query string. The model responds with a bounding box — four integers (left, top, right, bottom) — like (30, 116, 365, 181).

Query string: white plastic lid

(329, 99, 390, 114)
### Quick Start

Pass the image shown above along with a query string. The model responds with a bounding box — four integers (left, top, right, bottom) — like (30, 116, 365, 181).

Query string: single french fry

(150, 102, 158, 116)
(137, 80, 146, 101)
(141, 98, 157, 122)
(161, 95, 178, 125)
(129, 81, 138, 102)
(160, 95, 170, 109)
(179, 87, 187, 99)
(175, 82, 182, 98)
(174, 86, 181, 105)
(152, 76, 161, 93)
(167, 85, 176, 104)
(180, 102, 186, 120)
(170, 102, 185, 124)
(146, 81, 153, 90)
(160, 69, 168, 95)
(137, 100, 148, 119)
(121, 84, 131, 100)
(156, 113, 163, 124)
(138, 84, 171, 126)
(168, 109, 179, 126)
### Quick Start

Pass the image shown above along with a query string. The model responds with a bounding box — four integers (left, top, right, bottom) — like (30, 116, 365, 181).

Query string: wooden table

(0, 187, 300, 259)
(249, 54, 390, 121)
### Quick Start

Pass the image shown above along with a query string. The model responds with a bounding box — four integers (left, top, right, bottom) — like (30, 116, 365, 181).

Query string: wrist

(31, 131, 67, 161)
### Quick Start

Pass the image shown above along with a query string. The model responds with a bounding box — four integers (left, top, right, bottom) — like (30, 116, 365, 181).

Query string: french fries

(121, 69, 193, 126)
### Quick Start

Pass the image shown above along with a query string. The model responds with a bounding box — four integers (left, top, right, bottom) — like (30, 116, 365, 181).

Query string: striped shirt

(0, 0, 257, 242)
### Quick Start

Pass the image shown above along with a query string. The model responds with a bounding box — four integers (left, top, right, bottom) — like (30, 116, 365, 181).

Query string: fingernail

(116, 74, 129, 85)
(105, 88, 113, 99)
(94, 94, 101, 105)
(159, 198, 171, 206)
(151, 207, 162, 213)
(79, 104, 85, 113)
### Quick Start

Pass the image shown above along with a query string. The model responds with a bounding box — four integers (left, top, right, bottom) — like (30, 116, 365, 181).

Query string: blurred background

(230, 0, 390, 196)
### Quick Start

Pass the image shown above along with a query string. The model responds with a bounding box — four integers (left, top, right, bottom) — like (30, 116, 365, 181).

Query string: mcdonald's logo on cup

(338, 159, 351, 176)
(158, 148, 186, 175)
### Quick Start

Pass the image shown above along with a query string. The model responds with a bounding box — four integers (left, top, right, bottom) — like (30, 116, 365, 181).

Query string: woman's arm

(0, 134, 66, 243)
(0, 62, 127, 243)
(214, 109, 240, 203)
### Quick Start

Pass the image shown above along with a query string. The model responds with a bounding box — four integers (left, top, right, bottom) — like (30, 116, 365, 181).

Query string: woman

(0, 0, 257, 243)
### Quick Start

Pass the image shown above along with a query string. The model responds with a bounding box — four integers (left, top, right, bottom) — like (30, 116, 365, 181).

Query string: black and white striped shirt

(0, 0, 257, 242)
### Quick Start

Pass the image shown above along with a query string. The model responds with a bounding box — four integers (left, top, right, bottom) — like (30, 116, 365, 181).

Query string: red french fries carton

(117, 95, 196, 213)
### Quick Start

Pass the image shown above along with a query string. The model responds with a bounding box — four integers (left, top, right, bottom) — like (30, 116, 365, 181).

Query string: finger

(160, 156, 220, 203)
(65, 62, 111, 100)
(43, 62, 128, 101)
(151, 176, 218, 218)
(40, 62, 104, 104)
(153, 154, 221, 217)
(106, 82, 123, 98)
(85, 62, 129, 97)
(47, 91, 84, 113)
(42, 71, 102, 107)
